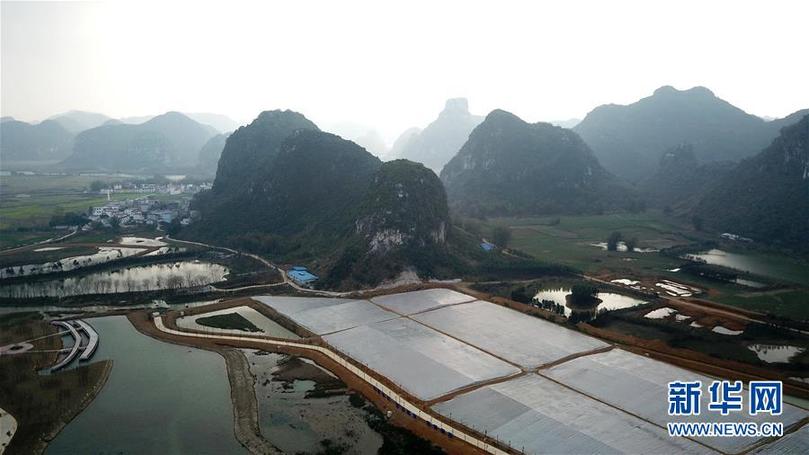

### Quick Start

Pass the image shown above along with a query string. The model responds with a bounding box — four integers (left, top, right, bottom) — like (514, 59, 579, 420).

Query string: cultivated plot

(432, 374, 713, 455)
(541, 348, 809, 453)
(370, 288, 476, 315)
(253, 296, 396, 335)
(176, 305, 300, 339)
(413, 300, 608, 368)
(323, 318, 520, 401)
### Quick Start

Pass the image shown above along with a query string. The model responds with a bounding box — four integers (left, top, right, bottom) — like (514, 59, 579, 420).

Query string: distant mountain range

(441, 109, 634, 216)
(695, 114, 809, 253)
(549, 118, 581, 129)
(0, 119, 73, 161)
(196, 133, 229, 175)
(392, 98, 482, 173)
(574, 86, 807, 181)
(48, 111, 113, 133)
(119, 112, 238, 133)
(187, 110, 453, 288)
(324, 122, 390, 159)
(62, 112, 217, 172)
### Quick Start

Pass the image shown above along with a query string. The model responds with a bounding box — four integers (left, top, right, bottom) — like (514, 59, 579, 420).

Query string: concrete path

(0, 407, 17, 454)
(153, 316, 509, 455)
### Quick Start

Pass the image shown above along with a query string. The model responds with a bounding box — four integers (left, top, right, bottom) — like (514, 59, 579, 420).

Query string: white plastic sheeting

(753, 423, 809, 454)
(324, 318, 520, 401)
(542, 349, 809, 453)
(413, 300, 608, 368)
(253, 296, 396, 335)
(253, 296, 359, 315)
(370, 288, 476, 315)
(433, 374, 713, 455)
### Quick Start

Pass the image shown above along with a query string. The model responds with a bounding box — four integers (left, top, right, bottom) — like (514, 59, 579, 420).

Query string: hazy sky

(3, 0, 808, 143)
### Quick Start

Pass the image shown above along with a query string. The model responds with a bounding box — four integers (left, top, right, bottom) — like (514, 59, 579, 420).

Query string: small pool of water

(245, 350, 383, 454)
(644, 307, 677, 319)
(590, 242, 659, 253)
(684, 249, 808, 285)
(0, 261, 228, 298)
(712, 325, 744, 336)
(118, 236, 166, 247)
(748, 344, 805, 363)
(734, 278, 767, 288)
(533, 288, 648, 319)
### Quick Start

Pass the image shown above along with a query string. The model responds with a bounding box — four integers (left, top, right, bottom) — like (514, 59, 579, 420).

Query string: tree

(570, 284, 598, 303)
(492, 226, 512, 247)
(607, 231, 623, 251)
(89, 180, 106, 192)
(166, 218, 182, 236)
(109, 217, 121, 233)
(625, 237, 638, 252)
(510, 286, 533, 304)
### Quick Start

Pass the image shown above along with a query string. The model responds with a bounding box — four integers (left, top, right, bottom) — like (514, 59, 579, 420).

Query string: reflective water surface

(47, 315, 244, 454)
(0, 261, 228, 298)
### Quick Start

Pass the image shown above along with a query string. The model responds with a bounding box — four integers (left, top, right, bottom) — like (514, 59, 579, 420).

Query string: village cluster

(81, 181, 211, 230)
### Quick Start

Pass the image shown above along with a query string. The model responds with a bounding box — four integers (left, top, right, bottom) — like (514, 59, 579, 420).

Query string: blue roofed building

(288, 266, 318, 285)
(480, 241, 495, 252)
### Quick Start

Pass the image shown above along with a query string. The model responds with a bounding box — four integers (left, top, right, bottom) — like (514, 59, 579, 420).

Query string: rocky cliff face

(213, 110, 319, 193)
(355, 159, 449, 254)
(695, 115, 809, 252)
(188, 116, 452, 288)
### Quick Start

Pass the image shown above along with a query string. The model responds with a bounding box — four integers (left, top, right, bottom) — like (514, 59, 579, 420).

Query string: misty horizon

(3, 1, 808, 145)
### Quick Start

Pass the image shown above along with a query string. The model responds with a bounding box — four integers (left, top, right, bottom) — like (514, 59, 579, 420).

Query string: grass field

(0, 174, 188, 229)
(196, 313, 262, 332)
(715, 290, 809, 321)
(0, 244, 99, 268)
(0, 174, 126, 194)
(492, 211, 698, 275)
(0, 193, 136, 229)
(481, 211, 809, 321)
(0, 230, 57, 250)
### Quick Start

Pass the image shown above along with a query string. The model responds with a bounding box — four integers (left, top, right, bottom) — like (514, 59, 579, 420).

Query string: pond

(684, 249, 809, 285)
(590, 242, 659, 253)
(244, 349, 383, 454)
(0, 247, 145, 279)
(118, 236, 166, 247)
(47, 315, 245, 454)
(0, 261, 228, 298)
(0, 299, 223, 319)
(748, 344, 805, 363)
(533, 288, 648, 319)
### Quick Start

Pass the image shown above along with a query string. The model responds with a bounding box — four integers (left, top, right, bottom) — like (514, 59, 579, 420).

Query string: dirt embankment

(220, 349, 282, 455)
(127, 311, 489, 455)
